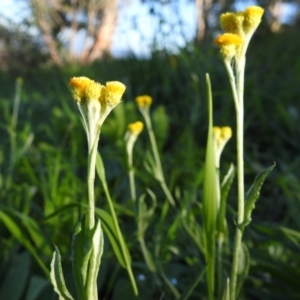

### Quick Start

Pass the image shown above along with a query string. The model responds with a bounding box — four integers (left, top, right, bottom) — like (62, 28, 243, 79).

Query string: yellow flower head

(102, 81, 126, 107)
(214, 33, 242, 59)
(213, 127, 222, 141)
(135, 95, 153, 108)
(243, 6, 264, 32)
(213, 126, 232, 144)
(220, 12, 244, 34)
(69, 77, 102, 103)
(128, 121, 144, 136)
(221, 126, 232, 140)
(69, 76, 126, 151)
(213, 126, 232, 167)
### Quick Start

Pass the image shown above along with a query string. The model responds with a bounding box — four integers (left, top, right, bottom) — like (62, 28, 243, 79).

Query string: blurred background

(1, 1, 300, 300)
(1, 0, 300, 67)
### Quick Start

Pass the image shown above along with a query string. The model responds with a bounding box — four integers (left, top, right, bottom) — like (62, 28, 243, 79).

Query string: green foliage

(1, 31, 300, 299)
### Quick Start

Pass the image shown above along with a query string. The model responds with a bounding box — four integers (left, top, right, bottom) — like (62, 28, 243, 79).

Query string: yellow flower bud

(213, 127, 222, 141)
(221, 126, 232, 141)
(220, 12, 244, 34)
(135, 95, 153, 108)
(213, 126, 232, 168)
(243, 6, 264, 32)
(69, 76, 102, 104)
(103, 81, 126, 107)
(128, 121, 144, 136)
(214, 33, 243, 59)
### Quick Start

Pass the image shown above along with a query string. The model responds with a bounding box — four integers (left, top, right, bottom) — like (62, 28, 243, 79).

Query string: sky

(1, 0, 298, 58)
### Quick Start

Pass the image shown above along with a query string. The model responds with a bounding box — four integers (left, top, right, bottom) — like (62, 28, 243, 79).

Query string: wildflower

(214, 33, 242, 60)
(127, 121, 144, 136)
(125, 121, 144, 152)
(213, 126, 232, 168)
(220, 12, 244, 35)
(103, 81, 127, 108)
(69, 76, 126, 151)
(243, 6, 264, 33)
(124, 121, 144, 202)
(135, 95, 152, 108)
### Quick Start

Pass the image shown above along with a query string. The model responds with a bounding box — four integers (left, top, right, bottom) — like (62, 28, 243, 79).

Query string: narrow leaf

(218, 163, 235, 234)
(96, 208, 126, 267)
(244, 163, 276, 227)
(202, 73, 217, 299)
(0, 205, 52, 256)
(236, 243, 250, 296)
(85, 219, 104, 299)
(43, 203, 81, 223)
(221, 278, 230, 300)
(0, 252, 30, 300)
(96, 152, 138, 296)
(179, 267, 206, 300)
(25, 276, 49, 300)
(71, 214, 86, 300)
(0, 210, 49, 278)
(203, 73, 218, 238)
(50, 246, 74, 300)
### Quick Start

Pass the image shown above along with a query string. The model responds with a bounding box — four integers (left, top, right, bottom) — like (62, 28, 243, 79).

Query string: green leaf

(243, 163, 276, 228)
(0, 210, 49, 278)
(50, 246, 74, 300)
(218, 163, 235, 234)
(95, 152, 107, 188)
(43, 203, 81, 223)
(96, 152, 138, 296)
(0, 252, 31, 300)
(152, 105, 169, 150)
(221, 278, 230, 300)
(236, 243, 250, 297)
(85, 218, 104, 299)
(25, 276, 49, 300)
(203, 73, 218, 239)
(179, 267, 206, 300)
(71, 214, 86, 300)
(0, 205, 52, 256)
(96, 208, 126, 268)
(202, 73, 217, 300)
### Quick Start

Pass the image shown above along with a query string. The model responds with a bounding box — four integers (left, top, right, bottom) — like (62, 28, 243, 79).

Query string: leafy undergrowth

(0, 31, 300, 299)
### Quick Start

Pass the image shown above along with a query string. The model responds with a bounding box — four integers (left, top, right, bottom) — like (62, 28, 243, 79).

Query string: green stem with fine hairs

(140, 109, 176, 207)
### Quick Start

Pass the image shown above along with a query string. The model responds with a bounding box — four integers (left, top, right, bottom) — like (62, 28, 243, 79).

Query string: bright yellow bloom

(243, 6, 264, 32)
(213, 126, 232, 168)
(69, 77, 102, 103)
(214, 33, 242, 59)
(221, 126, 232, 140)
(135, 95, 153, 108)
(69, 76, 126, 150)
(220, 12, 244, 34)
(128, 121, 144, 136)
(213, 126, 232, 144)
(213, 127, 222, 141)
(103, 81, 126, 107)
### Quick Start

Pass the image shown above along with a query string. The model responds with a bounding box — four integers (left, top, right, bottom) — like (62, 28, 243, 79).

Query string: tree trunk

(195, 0, 212, 43)
(81, 0, 118, 63)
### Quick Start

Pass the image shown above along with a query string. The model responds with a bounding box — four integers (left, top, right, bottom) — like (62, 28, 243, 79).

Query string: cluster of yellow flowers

(214, 6, 264, 60)
(69, 77, 126, 109)
(69, 76, 126, 150)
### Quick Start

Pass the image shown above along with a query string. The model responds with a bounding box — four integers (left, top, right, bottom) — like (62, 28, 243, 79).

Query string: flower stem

(87, 135, 100, 230)
(142, 110, 176, 207)
(230, 56, 245, 300)
(126, 148, 137, 202)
